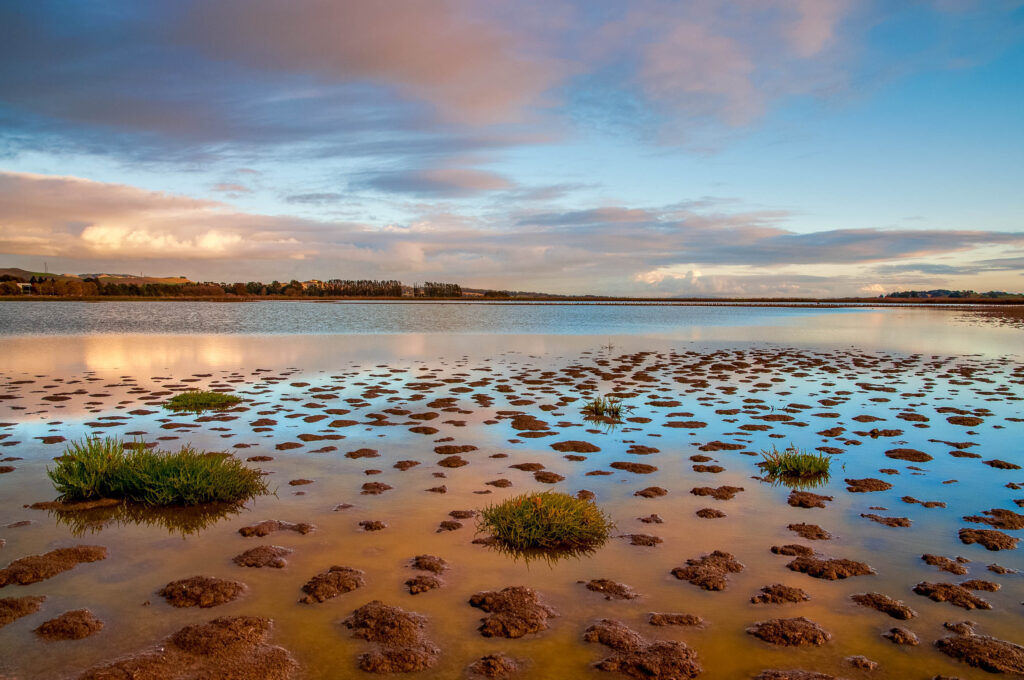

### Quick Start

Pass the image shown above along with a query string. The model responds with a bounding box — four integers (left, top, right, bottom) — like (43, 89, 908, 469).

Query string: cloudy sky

(1, 0, 1022, 296)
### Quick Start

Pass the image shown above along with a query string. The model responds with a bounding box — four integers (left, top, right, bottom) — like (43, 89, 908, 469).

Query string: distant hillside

(0, 267, 191, 285)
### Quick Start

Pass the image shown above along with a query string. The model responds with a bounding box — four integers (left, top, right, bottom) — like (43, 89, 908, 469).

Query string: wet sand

(0, 328, 1022, 679)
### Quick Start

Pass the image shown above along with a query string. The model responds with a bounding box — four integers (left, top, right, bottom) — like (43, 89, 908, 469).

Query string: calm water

(0, 302, 1021, 679)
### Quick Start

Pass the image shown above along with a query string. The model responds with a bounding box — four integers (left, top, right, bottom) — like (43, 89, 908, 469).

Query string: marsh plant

(759, 444, 832, 488)
(164, 390, 242, 412)
(478, 491, 614, 552)
(48, 437, 269, 506)
(581, 395, 632, 423)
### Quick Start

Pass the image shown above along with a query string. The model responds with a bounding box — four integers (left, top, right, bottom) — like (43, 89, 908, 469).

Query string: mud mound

(233, 546, 292, 569)
(635, 487, 667, 498)
(648, 612, 703, 626)
(624, 534, 663, 546)
(696, 508, 725, 519)
(787, 491, 833, 509)
(936, 628, 1024, 674)
(583, 618, 702, 679)
(34, 609, 103, 640)
(468, 653, 520, 678)
(959, 528, 1018, 551)
(610, 462, 657, 474)
(861, 513, 911, 528)
(159, 576, 245, 608)
(885, 448, 933, 462)
(850, 593, 915, 619)
(912, 582, 991, 610)
(343, 601, 439, 673)
(751, 584, 809, 604)
(584, 579, 638, 600)
(299, 566, 365, 604)
(746, 617, 831, 646)
(787, 556, 874, 580)
(964, 508, 1024, 530)
(883, 627, 919, 645)
(0, 545, 107, 587)
(771, 544, 813, 557)
(845, 478, 892, 493)
(922, 554, 968, 575)
(691, 486, 743, 500)
(411, 555, 447, 574)
(787, 523, 831, 540)
(550, 441, 600, 453)
(670, 550, 744, 591)
(238, 520, 314, 538)
(469, 586, 557, 638)
(0, 595, 45, 627)
(78, 616, 297, 680)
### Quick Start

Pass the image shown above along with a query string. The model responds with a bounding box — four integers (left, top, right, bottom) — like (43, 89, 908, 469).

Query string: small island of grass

(47, 437, 269, 506)
(759, 444, 831, 486)
(478, 491, 614, 551)
(164, 390, 242, 412)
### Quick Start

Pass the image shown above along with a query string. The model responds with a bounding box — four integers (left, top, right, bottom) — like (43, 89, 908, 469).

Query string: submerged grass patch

(581, 395, 632, 425)
(164, 390, 241, 412)
(478, 491, 614, 551)
(48, 437, 269, 506)
(759, 445, 832, 480)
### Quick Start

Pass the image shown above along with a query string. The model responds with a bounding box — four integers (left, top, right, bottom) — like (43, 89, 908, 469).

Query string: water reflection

(42, 500, 245, 537)
(478, 538, 604, 568)
(759, 471, 832, 491)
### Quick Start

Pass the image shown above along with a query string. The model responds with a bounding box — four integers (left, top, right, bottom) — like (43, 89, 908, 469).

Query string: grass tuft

(47, 437, 269, 506)
(581, 395, 631, 421)
(164, 390, 241, 412)
(759, 444, 832, 479)
(477, 491, 614, 551)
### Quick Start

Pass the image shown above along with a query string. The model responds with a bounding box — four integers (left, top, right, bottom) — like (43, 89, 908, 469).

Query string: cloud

(357, 167, 514, 197)
(284, 192, 345, 205)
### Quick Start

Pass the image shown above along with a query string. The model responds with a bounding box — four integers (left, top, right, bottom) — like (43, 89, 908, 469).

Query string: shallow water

(0, 303, 1022, 679)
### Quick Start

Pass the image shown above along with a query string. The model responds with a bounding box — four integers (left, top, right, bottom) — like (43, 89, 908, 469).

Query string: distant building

(17, 282, 32, 293)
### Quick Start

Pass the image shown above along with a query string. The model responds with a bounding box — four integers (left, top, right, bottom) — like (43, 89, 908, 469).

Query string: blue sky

(0, 0, 1022, 296)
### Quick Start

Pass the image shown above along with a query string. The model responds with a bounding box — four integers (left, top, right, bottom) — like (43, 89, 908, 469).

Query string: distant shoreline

(1, 295, 1023, 308)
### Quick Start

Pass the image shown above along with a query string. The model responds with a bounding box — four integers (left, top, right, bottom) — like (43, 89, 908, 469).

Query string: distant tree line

(883, 289, 1022, 299)
(0, 274, 463, 298)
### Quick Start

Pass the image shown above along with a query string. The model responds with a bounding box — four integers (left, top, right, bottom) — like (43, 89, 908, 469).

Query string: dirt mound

(959, 528, 1018, 551)
(771, 544, 812, 557)
(746, 617, 831, 646)
(610, 462, 657, 474)
(299, 566, 365, 604)
(232, 546, 292, 569)
(648, 612, 703, 626)
(0, 595, 45, 627)
(964, 508, 1024, 530)
(861, 513, 911, 528)
(411, 555, 447, 573)
(467, 653, 521, 678)
(691, 486, 744, 500)
(361, 482, 393, 494)
(787, 491, 833, 509)
(159, 576, 246, 608)
(786, 556, 874, 580)
(534, 471, 564, 483)
(550, 441, 600, 453)
(343, 601, 439, 673)
(583, 618, 702, 679)
(0, 545, 107, 587)
(936, 627, 1024, 674)
(845, 478, 892, 492)
(671, 550, 744, 591)
(787, 523, 831, 540)
(624, 534, 662, 546)
(238, 520, 314, 538)
(34, 609, 103, 640)
(696, 508, 725, 518)
(635, 487, 667, 498)
(883, 627, 919, 645)
(885, 448, 933, 462)
(584, 579, 638, 600)
(922, 554, 968, 575)
(751, 584, 809, 604)
(78, 616, 297, 680)
(850, 593, 915, 619)
(469, 586, 557, 638)
(912, 582, 991, 610)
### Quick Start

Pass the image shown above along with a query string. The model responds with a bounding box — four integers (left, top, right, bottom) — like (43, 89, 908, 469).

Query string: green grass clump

(48, 438, 269, 506)
(581, 395, 630, 420)
(759, 445, 832, 479)
(478, 491, 614, 551)
(164, 390, 241, 412)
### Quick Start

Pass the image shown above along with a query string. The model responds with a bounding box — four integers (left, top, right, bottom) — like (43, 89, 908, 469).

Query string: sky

(0, 0, 1022, 297)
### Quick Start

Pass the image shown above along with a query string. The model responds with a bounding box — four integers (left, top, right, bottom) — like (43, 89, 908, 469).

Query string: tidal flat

(0, 302, 1022, 679)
